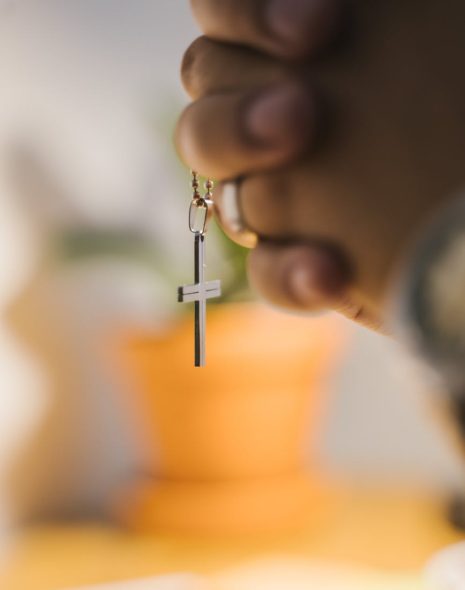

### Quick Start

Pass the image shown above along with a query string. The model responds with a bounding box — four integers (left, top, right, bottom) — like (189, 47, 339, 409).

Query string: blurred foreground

(1, 486, 462, 589)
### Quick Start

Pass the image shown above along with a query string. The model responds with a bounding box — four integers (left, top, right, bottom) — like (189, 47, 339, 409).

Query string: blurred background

(0, 1, 463, 589)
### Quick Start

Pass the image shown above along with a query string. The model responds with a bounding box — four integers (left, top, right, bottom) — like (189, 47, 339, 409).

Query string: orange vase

(112, 303, 346, 534)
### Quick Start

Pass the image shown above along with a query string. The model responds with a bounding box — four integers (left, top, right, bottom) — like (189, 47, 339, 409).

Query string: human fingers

(214, 168, 330, 245)
(181, 36, 291, 100)
(175, 82, 317, 179)
(213, 174, 384, 328)
(248, 242, 383, 330)
(247, 241, 349, 311)
(190, 0, 343, 59)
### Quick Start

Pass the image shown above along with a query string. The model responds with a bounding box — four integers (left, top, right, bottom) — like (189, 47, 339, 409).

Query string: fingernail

(289, 265, 324, 306)
(287, 249, 349, 307)
(267, 0, 339, 54)
(245, 85, 314, 148)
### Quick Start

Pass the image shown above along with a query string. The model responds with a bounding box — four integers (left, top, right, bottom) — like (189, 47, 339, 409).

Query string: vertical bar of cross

(194, 234, 206, 367)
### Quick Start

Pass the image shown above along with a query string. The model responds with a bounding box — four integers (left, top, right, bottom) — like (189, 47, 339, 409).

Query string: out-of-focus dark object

(396, 195, 465, 399)
(395, 195, 465, 530)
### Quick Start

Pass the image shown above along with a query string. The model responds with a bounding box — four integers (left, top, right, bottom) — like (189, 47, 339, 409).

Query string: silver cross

(178, 229, 221, 367)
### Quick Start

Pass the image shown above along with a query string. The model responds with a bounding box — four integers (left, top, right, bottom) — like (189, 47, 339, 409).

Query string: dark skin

(176, 0, 465, 330)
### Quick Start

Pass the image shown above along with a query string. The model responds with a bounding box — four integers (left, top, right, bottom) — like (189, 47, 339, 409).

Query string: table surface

(1, 485, 463, 590)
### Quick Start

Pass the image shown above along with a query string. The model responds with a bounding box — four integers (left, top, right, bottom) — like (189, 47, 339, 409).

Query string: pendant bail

(189, 171, 214, 235)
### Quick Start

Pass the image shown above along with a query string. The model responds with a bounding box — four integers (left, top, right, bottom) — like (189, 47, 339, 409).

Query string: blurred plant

(57, 216, 250, 308)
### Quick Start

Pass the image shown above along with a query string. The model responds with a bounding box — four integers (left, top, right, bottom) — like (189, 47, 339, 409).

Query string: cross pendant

(178, 233, 221, 367)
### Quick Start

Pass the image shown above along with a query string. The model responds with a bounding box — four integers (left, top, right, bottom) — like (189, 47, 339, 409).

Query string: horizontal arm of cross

(178, 279, 221, 303)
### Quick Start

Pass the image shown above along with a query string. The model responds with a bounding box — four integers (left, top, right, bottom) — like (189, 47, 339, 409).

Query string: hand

(179, 0, 366, 324)
(177, 0, 465, 330)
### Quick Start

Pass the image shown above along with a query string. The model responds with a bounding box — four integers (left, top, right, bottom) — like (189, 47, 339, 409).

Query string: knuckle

(175, 97, 223, 177)
(174, 102, 197, 162)
(181, 36, 212, 98)
(241, 174, 290, 236)
(247, 249, 291, 309)
(189, 0, 209, 26)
